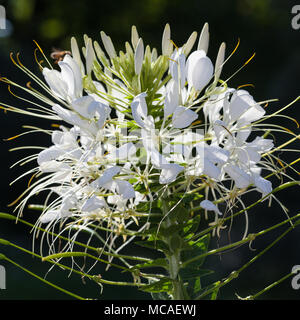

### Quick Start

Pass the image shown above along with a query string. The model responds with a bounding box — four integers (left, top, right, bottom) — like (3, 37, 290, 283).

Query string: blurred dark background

(0, 0, 300, 300)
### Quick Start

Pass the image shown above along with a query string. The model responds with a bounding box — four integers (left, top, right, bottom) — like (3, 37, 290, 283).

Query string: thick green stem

(162, 199, 185, 300)
(167, 245, 183, 299)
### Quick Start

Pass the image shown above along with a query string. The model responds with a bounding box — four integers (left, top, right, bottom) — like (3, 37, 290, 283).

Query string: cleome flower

(1, 23, 298, 264)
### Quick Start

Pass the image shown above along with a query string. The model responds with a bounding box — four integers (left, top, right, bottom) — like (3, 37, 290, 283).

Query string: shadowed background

(0, 0, 299, 300)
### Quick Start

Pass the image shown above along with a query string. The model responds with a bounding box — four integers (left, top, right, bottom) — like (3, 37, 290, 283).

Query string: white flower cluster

(9, 24, 276, 235)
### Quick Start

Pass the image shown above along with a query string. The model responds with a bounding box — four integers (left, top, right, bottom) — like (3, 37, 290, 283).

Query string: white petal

(100, 31, 116, 59)
(159, 163, 184, 184)
(248, 136, 274, 152)
(92, 166, 121, 188)
(52, 104, 99, 136)
(58, 55, 82, 100)
(178, 52, 186, 88)
(162, 23, 173, 56)
(203, 93, 226, 123)
(213, 120, 227, 143)
(131, 92, 148, 128)
(86, 38, 96, 76)
(52, 104, 98, 135)
(107, 194, 125, 206)
(164, 79, 179, 119)
(71, 36, 85, 76)
(235, 122, 252, 142)
(39, 160, 70, 173)
(214, 42, 226, 83)
(134, 38, 144, 75)
(253, 175, 272, 196)
(39, 210, 59, 224)
(134, 191, 147, 205)
(240, 104, 265, 123)
(43, 68, 68, 100)
(229, 90, 265, 123)
(200, 200, 221, 215)
(183, 31, 197, 56)
(197, 22, 209, 53)
(51, 130, 64, 145)
(151, 47, 158, 62)
(40, 195, 76, 223)
(60, 194, 77, 213)
(37, 146, 63, 165)
(236, 147, 261, 164)
(150, 148, 169, 168)
(131, 25, 139, 50)
(81, 196, 107, 212)
(198, 157, 222, 180)
(224, 164, 251, 188)
(170, 49, 186, 88)
(186, 50, 214, 92)
(198, 144, 229, 165)
(172, 106, 198, 128)
(71, 95, 94, 118)
(89, 100, 111, 128)
(107, 143, 136, 161)
(115, 180, 135, 199)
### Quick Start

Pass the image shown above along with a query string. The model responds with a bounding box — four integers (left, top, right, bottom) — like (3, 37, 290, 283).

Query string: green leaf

(187, 277, 201, 298)
(183, 215, 201, 237)
(151, 291, 171, 300)
(158, 224, 186, 237)
(135, 240, 170, 253)
(179, 268, 213, 280)
(193, 281, 221, 300)
(140, 278, 172, 293)
(169, 234, 182, 253)
(210, 285, 220, 300)
(171, 204, 190, 223)
(131, 258, 168, 270)
(181, 234, 210, 268)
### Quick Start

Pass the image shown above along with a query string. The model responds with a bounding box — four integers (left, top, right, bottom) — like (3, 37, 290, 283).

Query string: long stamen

(33, 40, 53, 69)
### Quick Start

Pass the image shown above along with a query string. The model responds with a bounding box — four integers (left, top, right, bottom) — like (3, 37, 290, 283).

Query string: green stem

(162, 199, 185, 300)
(1, 254, 86, 300)
(42, 251, 131, 272)
(248, 271, 295, 300)
(192, 181, 300, 239)
(195, 219, 298, 299)
(1, 238, 151, 289)
(0, 212, 150, 263)
(3, 239, 94, 280)
(183, 213, 300, 268)
(92, 276, 147, 287)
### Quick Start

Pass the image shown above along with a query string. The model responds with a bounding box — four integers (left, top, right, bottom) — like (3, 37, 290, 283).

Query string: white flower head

(2, 23, 296, 277)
